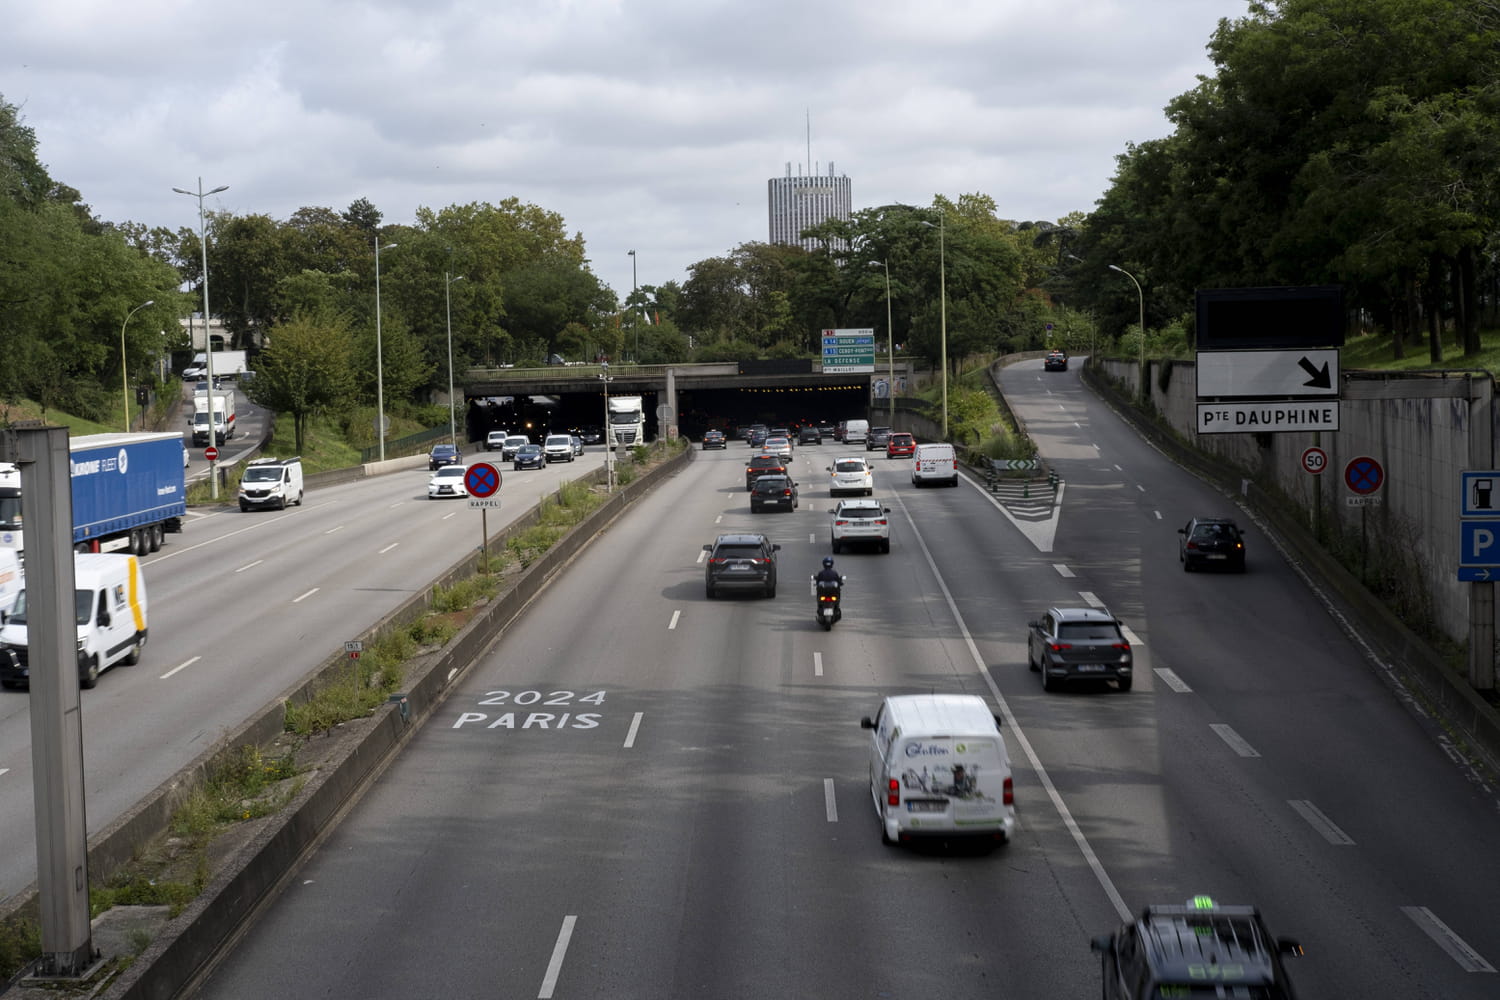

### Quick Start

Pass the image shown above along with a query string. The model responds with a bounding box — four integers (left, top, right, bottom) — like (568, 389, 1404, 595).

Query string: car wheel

(1236, 559, 1247, 573)
(80, 655, 100, 690)
(880, 539, 890, 553)
(948, 477, 959, 487)
(1027, 646, 1039, 672)
(765, 581, 776, 599)
(1041, 667, 1057, 692)
(705, 584, 716, 599)
(831, 538, 841, 554)
(296, 491, 304, 506)
(865, 488, 872, 496)
(1117, 677, 1133, 693)
(1183, 559, 1193, 572)
(123, 635, 145, 666)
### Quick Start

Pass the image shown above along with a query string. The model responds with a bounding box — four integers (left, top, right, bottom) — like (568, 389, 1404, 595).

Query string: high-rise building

(768, 163, 851, 252)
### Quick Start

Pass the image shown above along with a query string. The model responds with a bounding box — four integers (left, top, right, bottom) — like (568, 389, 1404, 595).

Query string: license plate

(1077, 664, 1107, 673)
(907, 800, 947, 813)
(1207, 553, 1227, 560)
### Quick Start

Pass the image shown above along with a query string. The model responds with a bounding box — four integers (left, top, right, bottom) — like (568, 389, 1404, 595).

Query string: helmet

(822, 557, 835, 568)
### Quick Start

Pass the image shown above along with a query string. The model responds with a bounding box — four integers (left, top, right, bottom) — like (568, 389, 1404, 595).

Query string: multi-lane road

(184, 361, 1499, 998)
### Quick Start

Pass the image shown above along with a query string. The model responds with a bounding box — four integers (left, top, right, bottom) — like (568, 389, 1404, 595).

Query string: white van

(238, 456, 304, 511)
(859, 693, 1015, 846)
(0, 553, 148, 689)
(912, 442, 959, 487)
(843, 419, 870, 446)
(0, 548, 20, 622)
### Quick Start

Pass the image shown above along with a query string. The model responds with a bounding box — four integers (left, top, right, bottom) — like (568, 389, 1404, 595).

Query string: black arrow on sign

(1298, 356, 1331, 389)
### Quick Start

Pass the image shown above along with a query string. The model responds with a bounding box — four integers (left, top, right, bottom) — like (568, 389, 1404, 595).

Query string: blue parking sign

(1458, 520, 1500, 567)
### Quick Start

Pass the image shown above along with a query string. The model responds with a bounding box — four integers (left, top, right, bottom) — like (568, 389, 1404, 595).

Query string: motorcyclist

(814, 556, 844, 621)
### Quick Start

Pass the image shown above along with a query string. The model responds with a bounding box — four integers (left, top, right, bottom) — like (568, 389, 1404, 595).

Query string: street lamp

(627, 249, 638, 363)
(920, 213, 949, 438)
(445, 272, 465, 446)
(870, 261, 895, 425)
(173, 178, 228, 498)
(375, 239, 398, 461)
(1108, 264, 1146, 401)
(598, 363, 615, 492)
(120, 300, 154, 432)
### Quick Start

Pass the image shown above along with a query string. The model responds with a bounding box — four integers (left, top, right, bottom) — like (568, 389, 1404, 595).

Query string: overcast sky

(2, 0, 1250, 304)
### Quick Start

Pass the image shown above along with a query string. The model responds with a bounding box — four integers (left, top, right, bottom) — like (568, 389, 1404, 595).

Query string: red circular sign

(464, 461, 502, 498)
(1344, 456, 1384, 495)
(1300, 447, 1327, 475)
(204, 446, 219, 461)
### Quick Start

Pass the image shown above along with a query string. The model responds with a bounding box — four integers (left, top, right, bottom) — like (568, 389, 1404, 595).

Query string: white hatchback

(831, 499, 890, 553)
(827, 456, 873, 497)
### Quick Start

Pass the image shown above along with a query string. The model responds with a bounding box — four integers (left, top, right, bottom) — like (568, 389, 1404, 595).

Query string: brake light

(1186, 541, 1199, 550)
(1003, 776, 1013, 806)
(1048, 642, 1072, 651)
(1111, 642, 1130, 650)
(833, 519, 848, 526)
(875, 519, 887, 526)
(887, 778, 900, 807)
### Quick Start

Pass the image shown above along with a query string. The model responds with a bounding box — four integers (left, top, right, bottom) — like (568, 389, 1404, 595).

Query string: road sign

(464, 462, 502, 499)
(1195, 349, 1340, 399)
(1301, 447, 1328, 475)
(1459, 520, 1500, 568)
(1344, 456, 1384, 496)
(1197, 402, 1339, 434)
(204, 446, 218, 461)
(1460, 471, 1500, 517)
(344, 641, 362, 660)
(820, 328, 876, 373)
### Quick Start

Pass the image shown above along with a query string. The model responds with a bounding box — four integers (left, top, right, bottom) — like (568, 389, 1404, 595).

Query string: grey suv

(703, 533, 780, 599)
(1027, 606, 1133, 692)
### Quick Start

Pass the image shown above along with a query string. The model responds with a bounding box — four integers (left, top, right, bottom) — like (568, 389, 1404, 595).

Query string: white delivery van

(238, 456, 304, 511)
(912, 442, 959, 487)
(843, 419, 869, 446)
(0, 548, 20, 622)
(859, 693, 1015, 847)
(0, 553, 148, 689)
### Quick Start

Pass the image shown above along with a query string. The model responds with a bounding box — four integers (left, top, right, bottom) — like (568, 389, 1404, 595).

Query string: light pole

(445, 272, 465, 446)
(375, 239, 398, 461)
(1108, 263, 1146, 401)
(120, 299, 154, 432)
(920, 213, 949, 438)
(871, 261, 895, 426)
(173, 178, 228, 498)
(599, 363, 614, 492)
(627, 249, 638, 363)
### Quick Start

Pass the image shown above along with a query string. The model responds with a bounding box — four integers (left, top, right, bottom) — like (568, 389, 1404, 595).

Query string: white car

(827, 456, 873, 497)
(831, 499, 891, 553)
(501, 435, 530, 460)
(485, 430, 507, 451)
(763, 436, 793, 461)
(543, 433, 575, 462)
(427, 465, 468, 499)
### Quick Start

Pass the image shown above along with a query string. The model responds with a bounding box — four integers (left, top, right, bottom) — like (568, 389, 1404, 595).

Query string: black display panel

(1195, 286, 1345, 349)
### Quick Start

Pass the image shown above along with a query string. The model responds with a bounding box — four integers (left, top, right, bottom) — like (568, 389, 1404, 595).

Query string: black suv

(798, 425, 822, 445)
(745, 454, 788, 490)
(1092, 897, 1303, 999)
(749, 474, 798, 512)
(703, 533, 780, 598)
(1027, 606, 1133, 692)
(1178, 516, 1247, 572)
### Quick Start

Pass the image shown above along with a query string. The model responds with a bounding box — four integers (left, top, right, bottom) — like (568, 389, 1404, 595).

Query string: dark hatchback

(1178, 516, 1247, 572)
(428, 444, 462, 470)
(749, 474, 798, 512)
(1044, 350, 1069, 371)
(798, 425, 822, 444)
(512, 444, 545, 470)
(702, 429, 727, 449)
(703, 533, 780, 599)
(745, 454, 788, 490)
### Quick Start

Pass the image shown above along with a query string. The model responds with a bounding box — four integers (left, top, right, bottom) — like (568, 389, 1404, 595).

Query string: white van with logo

(0, 553, 148, 689)
(859, 693, 1015, 846)
(912, 442, 959, 487)
(843, 419, 869, 446)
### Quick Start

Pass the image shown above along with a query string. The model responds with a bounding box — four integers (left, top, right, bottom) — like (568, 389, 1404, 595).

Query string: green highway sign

(821, 328, 875, 373)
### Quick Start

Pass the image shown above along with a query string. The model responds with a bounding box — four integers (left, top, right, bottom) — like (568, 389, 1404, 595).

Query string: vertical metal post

(1470, 375, 1496, 689)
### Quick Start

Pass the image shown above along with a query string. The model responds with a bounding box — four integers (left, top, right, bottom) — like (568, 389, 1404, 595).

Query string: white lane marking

(715, 514, 722, 523)
(234, 560, 263, 573)
(388, 501, 403, 509)
(0, 768, 9, 778)
(808, 533, 815, 543)
(537, 914, 577, 998)
(889, 489, 1133, 923)
(1210, 723, 1261, 757)
(1121, 625, 1144, 647)
(1114, 464, 1123, 471)
(292, 588, 320, 603)
(160, 656, 201, 680)
(1401, 906, 1496, 973)
(813, 652, 823, 677)
(325, 525, 344, 534)
(145, 514, 289, 562)
(696, 550, 706, 564)
(1153, 510, 1162, 520)
(1288, 800, 1355, 845)
(824, 778, 838, 822)
(1137, 484, 1145, 492)
(668, 610, 681, 630)
(378, 543, 399, 554)
(1154, 668, 1192, 693)
(446, 667, 459, 682)
(441, 511, 458, 520)
(622, 712, 643, 749)
(1079, 591, 1104, 608)
(1052, 564, 1076, 578)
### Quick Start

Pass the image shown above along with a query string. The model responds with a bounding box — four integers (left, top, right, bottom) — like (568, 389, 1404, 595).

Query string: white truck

(607, 395, 646, 448)
(191, 390, 236, 446)
(183, 350, 248, 380)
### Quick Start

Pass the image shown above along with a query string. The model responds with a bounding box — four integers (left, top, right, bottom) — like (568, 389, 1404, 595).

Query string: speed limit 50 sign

(1300, 447, 1327, 475)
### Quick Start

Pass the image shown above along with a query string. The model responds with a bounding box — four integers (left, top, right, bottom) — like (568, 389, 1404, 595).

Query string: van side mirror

(1177, 526, 1187, 535)
(860, 716, 875, 729)
(98, 610, 110, 627)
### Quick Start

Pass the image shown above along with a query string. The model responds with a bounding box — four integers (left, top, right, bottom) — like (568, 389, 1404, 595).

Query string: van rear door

(887, 736, 1009, 828)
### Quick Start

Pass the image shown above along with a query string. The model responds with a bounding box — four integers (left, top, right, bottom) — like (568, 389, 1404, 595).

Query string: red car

(886, 432, 915, 459)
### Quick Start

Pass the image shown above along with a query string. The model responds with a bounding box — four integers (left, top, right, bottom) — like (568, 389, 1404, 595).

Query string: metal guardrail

(359, 425, 454, 464)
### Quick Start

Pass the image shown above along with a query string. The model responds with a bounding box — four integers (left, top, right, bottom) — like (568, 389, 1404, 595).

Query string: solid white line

(824, 778, 838, 822)
(1288, 800, 1355, 845)
(622, 711, 643, 749)
(1154, 668, 1192, 693)
(292, 588, 319, 603)
(378, 543, 399, 554)
(160, 655, 201, 680)
(1401, 906, 1496, 972)
(442, 511, 458, 520)
(668, 610, 681, 630)
(1052, 564, 1076, 578)
(1079, 591, 1104, 608)
(325, 525, 344, 534)
(537, 914, 577, 998)
(813, 652, 824, 677)
(234, 559, 263, 573)
(1210, 723, 1261, 757)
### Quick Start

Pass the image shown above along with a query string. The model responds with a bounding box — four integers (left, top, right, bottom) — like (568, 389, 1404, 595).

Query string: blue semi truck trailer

(0, 431, 187, 558)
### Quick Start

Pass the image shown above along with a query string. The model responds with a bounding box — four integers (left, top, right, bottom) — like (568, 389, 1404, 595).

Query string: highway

(0, 426, 614, 904)
(188, 360, 1500, 999)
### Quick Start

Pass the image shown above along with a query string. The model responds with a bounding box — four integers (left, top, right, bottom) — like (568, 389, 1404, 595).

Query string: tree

(245, 312, 358, 454)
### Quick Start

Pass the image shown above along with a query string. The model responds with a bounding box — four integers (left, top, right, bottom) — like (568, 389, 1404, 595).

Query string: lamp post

(871, 261, 895, 425)
(445, 272, 465, 446)
(375, 239, 398, 461)
(173, 178, 228, 498)
(627, 249, 638, 363)
(599, 363, 614, 492)
(1108, 264, 1146, 401)
(920, 213, 949, 438)
(120, 299, 154, 432)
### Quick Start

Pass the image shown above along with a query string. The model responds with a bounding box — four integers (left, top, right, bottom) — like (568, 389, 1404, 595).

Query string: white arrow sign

(1196, 349, 1340, 399)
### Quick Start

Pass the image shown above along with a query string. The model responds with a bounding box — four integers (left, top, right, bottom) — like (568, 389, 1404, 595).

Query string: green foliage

(0, 913, 40, 982)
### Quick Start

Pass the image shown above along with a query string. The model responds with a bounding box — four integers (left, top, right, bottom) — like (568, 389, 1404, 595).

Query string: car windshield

(6, 589, 93, 627)
(1194, 523, 1238, 540)
(519, 445, 540, 453)
(756, 477, 790, 490)
(435, 467, 465, 478)
(840, 505, 880, 518)
(243, 467, 283, 482)
(506, 437, 527, 446)
(835, 460, 866, 473)
(546, 436, 570, 445)
(1058, 622, 1123, 641)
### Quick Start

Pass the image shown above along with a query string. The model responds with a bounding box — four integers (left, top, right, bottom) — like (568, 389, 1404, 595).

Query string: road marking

(1210, 723, 1261, 757)
(1121, 625, 1144, 647)
(387, 501, 403, 509)
(1153, 510, 1162, 520)
(378, 543, 398, 554)
(622, 712, 643, 748)
(715, 514, 722, 523)
(292, 588, 319, 603)
(1401, 906, 1495, 972)
(824, 778, 838, 822)
(234, 560, 263, 573)
(1079, 591, 1104, 608)
(696, 550, 706, 564)
(1136, 484, 1145, 492)
(160, 656, 200, 680)
(325, 525, 344, 534)
(1288, 800, 1355, 845)
(1154, 668, 1192, 693)
(813, 652, 823, 677)
(0, 768, 9, 778)
(442, 511, 458, 520)
(1052, 564, 1075, 578)
(668, 610, 680, 630)
(808, 533, 815, 543)
(537, 914, 577, 998)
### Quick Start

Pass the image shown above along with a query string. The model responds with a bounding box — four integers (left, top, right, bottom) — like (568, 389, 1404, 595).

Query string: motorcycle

(813, 575, 844, 630)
